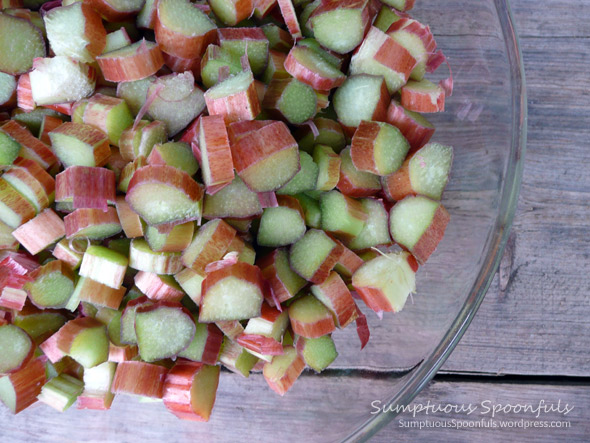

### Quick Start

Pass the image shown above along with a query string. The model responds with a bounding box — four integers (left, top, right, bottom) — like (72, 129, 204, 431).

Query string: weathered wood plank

(511, 0, 590, 37)
(375, 380, 590, 441)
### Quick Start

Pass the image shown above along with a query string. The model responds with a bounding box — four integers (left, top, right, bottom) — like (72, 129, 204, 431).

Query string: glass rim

(344, 0, 528, 440)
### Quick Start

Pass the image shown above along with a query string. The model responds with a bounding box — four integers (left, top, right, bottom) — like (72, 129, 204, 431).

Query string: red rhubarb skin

(182, 219, 236, 275)
(199, 115, 235, 189)
(350, 120, 382, 175)
(78, 278, 126, 309)
(50, 122, 111, 167)
(302, 235, 344, 285)
(284, 46, 346, 91)
(263, 346, 305, 396)
(401, 83, 445, 113)
(78, 3, 107, 58)
(115, 196, 144, 238)
(205, 79, 261, 124)
(39, 115, 63, 144)
(339, 78, 390, 137)
(108, 343, 139, 362)
(313, 271, 359, 328)
(12, 209, 65, 255)
(155, 13, 217, 59)
(55, 316, 105, 355)
(112, 361, 168, 398)
(64, 207, 120, 238)
(2, 167, 49, 210)
(97, 41, 165, 82)
(134, 271, 185, 302)
(289, 309, 336, 339)
(335, 240, 364, 275)
(257, 249, 298, 305)
(386, 100, 435, 152)
(276, 0, 301, 39)
(198, 324, 224, 365)
(84, 0, 143, 22)
(382, 156, 414, 201)
(369, 27, 417, 83)
(3, 357, 46, 413)
(227, 120, 274, 145)
(237, 334, 284, 355)
(337, 168, 381, 198)
(1, 120, 57, 168)
(162, 52, 202, 82)
(55, 166, 116, 211)
(406, 203, 450, 264)
(16, 73, 34, 112)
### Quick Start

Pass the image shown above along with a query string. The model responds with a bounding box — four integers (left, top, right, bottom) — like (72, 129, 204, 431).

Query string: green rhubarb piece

(149, 142, 199, 176)
(135, 305, 195, 362)
(120, 298, 153, 345)
(219, 34, 269, 76)
(347, 198, 391, 250)
(0, 13, 46, 74)
(298, 335, 337, 372)
(0, 325, 32, 373)
(333, 75, 386, 128)
(265, 78, 317, 125)
(117, 76, 156, 115)
(320, 190, 367, 238)
(313, 144, 340, 191)
(68, 323, 109, 368)
(293, 193, 322, 229)
(201, 45, 242, 89)
(25, 265, 74, 309)
(310, 6, 365, 54)
(203, 175, 262, 219)
(0, 128, 21, 166)
(408, 143, 454, 200)
(389, 196, 439, 249)
(12, 109, 62, 134)
(277, 152, 319, 195)
(297, 38, 342, 67)
(37, 374, 84, 412)
(299, 0, 319, 38)
(13, 311, 67, 343)
(177, 320, 215, 362)
(374, 5, 402, 31)
(257, 206, 306, 247)
(289, 229, 337, 281)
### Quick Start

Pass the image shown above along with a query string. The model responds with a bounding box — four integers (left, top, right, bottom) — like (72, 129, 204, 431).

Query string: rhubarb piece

(320, 190, 367, 238)
(146, 72, 206, 136)
(119, 120, 167, 162)
(174, 268, 205, 305)
(0, 72, 16, 111)
(197, 115, 234, 191)
(238, 303, 288, 360)
(52, 239, 84, 270)
(347, 198, 391, 250)
(95, 307, 124, 345)
(116, 76, 156, 115)
(313, 144, 341, 191)
(263, 346, 304, 395)
(163, 361, 220, 421)
(0, 123, 21, 166)
(111, 361, 168, 398)
(296, 334, 337, 372)
(389, 195, 450, 264)
(29, 57, 95, 106)
(181, 218, 236, 275)
(162, 52, 202, 81)
(12, 156, 55, 201)
(12, 209, 65, 255)
(38, 115, 63, 144)
(289, 229, 342, 284)
(82, 94, 133, 146)
(262, 78, 317, 125)
(55, 166, 115, 211)
(84, 0, 145, 21)
(296, 117, 346, 154)
(145, 222, 194, 253)
(383, 142, 453, 201)
(400, 79, 445, 113)
(386, 100, 435, 152)
(226, 235, 256, 264)
(204, 70, 261, 124)
(226, 120, 274, 144)
(200, 45, 242, 89)
(2, 166, 49, 213)
(218, 338, 258, 377)
(285, 45, 345, 91)
(1, 120, 57, 169)
(0, 14, 45, 74)
(77, 361, 116, 410)
(257, 206, 306, 247)
(0, 178, 36, 228)
(288, 293, 335, 338)
(350, 26, 416, 93)
(350, 120, 409, 176)
(0, 220, 18, 250)
(309, 0, 372, 54)
(333, 240, 364, 277)
(79, 245, 128, 289)
(44, 3, 107, 63)
(352, 250, 417, 312)
(49, 122, 111, 168)
(261, 23, 294, 52)
(258, 248, 306, 306)
(0, 324, 34, 374)
(178, 322, 223, 364)
(310, 271, 357, 328)
(215, 320, 244, 340)
(108, 343, 138, 362)
(276, 152, 318, 195)
(74, 277, 126, 309)
(96, 40, 164, 82)
(386, 18, 434, 81)
(55, 317, 109, 368)
(64, 207, 122, 239)
(126, 165, 204, 227)
(262, 50, 289, 84)
(218, 27, 270, 76)
(120, 296, 153, 344)
(135, 302, 195, 362)
(333, 74, 389, 132)
(115, 196, 143, 238)
(137, 0, 158, 28)
(15, 73, 34, 112)
(208, 0, 253, 25)
(373, 4, 402, 32)
(129, 238, 183, 275)
(11, 309, 66, 344)
(199, 262, 265, 322)
(298, 0, 319, 38)
(134, 272, 184, 302)
(293, 193, 321, 228)
(276, 0, 301, 39)
(0, 357, 45, 413)
(103, 28, 132, 53)
(37, 373, 84, 412)
(253, 0, 276, 18)
(231, 121, 300, 192)
(155, 0, 217, 59)
(147, 142, 199, 176)
(24, 260, 74, 309)
(337, 146, 381, 198)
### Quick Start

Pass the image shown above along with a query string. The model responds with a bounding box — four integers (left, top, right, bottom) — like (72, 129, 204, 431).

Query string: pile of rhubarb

(0, 0, 454, 421)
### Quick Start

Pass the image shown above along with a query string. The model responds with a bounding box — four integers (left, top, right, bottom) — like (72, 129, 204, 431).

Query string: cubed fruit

(290, 229, 342, 284)
(218, 27, 269, 76)
(96, 40, 164, 82)
(77, 361, 117, 410)
(261, 23, 294, 52)
(0, 324, 34, 374)
(296, 334, 337, 372)
(352, 251, 417, 313)
(0, 13, 46, 75)
(177, 321, 223, 364)
(12, 209, 64, 255)
(288, 294, 336, 338)
(293, 193, 322, 228)
(231, 121, 300, 192)
(0, 120, 57, 169)
(0, 357, 46, 413)
(209, 0, 253, 26)
(134, 272, 185, 302)
(82, 94, 133, 147)
(262, 78, 317, 125)
(295, 117, 346, 154)
(276, 151, 318, 195)
(49, 122, 111, 168)
(347, 198, 391, 250)
(116, 76, 156, 116)
(135, 302, 196, 362)
(119, 296, 153, 345)
(350, 120, 409, 176)
(257, 248, 307, 306)
(204, 70, 260, 124)
(386, 17, 435, 81)
(203, 175, 262, 219)
(55, 317, 109, 368)
(73, 276, 126, 310)
(64, 207, 122, 240)
(337, 146, 381, 198)
(84, 0, 145, 21)
(145, 222, 194, 253)
(129, 238, 183, 275)
(24, 260, 74, 309)
(262, 50, 290, 84)
(199, 262, 265, 322)
(181, 218, 236, 275)
(389, 196, 450, 264)
(386, 100, 435, 152)
(263, 346, 305, 395)
(218, 338, 259, 377)
(119, 120, 167, 161)
(37, 373, 84, 412)
(111, 361, 168, 398)
(200, 45, 242, 89)
(313, 144, 341, 192)
(373, 4, 402, 32)
(382, 142, 453, 201)
(400, 79, 445, 113)
(147, 142, 199, 176)
(55, 166, 116, 211)
(284, 45, 345, 91)
(257, 206, 306, 247)
(237, 303, 288, 361)
(163, 362, 220, 422)
(198, 115, 234, 191)
(0, 122, 22, 166)
(320, 190, 367, 239)
(2, 166, 50, 213)
(333, 240, 364, 278)
(310, 271, 358, 328)
(79, 245, 128, 289)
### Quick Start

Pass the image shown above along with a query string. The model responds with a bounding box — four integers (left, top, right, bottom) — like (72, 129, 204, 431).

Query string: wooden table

(376, 0, 590, 440)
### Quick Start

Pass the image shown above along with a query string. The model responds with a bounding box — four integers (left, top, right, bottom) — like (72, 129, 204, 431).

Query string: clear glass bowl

(2, 0, 526, 440)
